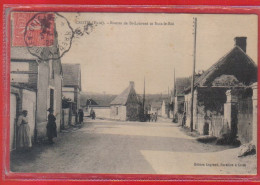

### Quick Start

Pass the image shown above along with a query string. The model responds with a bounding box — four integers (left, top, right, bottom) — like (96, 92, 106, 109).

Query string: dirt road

(10, 118, 256, 174)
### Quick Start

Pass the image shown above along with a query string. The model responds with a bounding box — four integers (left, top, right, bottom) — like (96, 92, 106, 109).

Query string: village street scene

(9, 13, 257, 175)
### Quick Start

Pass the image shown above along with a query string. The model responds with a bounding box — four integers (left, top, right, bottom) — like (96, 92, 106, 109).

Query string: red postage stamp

(12, 12, 55, 47)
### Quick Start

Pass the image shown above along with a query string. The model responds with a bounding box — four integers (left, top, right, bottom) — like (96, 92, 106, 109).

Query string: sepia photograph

(9, 12, 257, 175)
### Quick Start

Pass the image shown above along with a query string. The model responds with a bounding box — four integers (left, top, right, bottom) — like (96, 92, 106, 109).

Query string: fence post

(224, 90, 238, 138)
(251, 83, 258, 145)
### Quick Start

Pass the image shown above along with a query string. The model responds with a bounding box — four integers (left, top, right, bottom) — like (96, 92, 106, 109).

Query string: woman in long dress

(17, 110, 32, 150)
(46, 108, 57, 144)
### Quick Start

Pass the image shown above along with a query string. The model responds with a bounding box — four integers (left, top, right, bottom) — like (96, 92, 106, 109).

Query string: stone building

(183, 37, 257, 144)
(110, 81, 141, 121)
(10, 46, 63, 146)
(62, 64, 82, 125)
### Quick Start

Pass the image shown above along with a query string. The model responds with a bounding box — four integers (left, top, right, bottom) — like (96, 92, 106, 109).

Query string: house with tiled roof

(182, 37, 257, 144)
(110, 81, 141, 121)
(62, 64, 82, 124)
(10, 45, 63, 148)
(172, 77, 191, 121)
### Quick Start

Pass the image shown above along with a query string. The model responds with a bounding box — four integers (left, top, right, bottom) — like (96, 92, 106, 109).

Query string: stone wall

(92, 107, 110, 119)
(110, 105, 127, 121)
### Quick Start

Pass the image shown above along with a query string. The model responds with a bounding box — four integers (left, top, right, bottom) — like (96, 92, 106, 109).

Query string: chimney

(234, 37, 247, 53)
(129, 81, 135, 88)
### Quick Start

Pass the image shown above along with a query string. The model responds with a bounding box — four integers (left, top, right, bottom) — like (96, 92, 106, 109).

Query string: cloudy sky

(59, 13, 257, 95)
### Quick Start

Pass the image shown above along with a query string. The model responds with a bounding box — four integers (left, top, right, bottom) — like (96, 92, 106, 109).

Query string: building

(110, 81, 141, 121)
(183, 37, 257, 144)
(172, 77, 191, 124)
(150, 101, 162, 116)
(10, 46, 63, 147)
(84, 99, 110, 119)
(161, 100, 172, 118)
(62, 64, 81, 125)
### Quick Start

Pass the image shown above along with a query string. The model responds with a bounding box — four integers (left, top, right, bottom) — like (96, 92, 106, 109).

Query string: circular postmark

(24, 12, 74, 61)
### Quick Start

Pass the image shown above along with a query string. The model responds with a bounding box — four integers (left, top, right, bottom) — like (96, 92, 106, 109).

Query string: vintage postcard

(9, 11, 257, 175)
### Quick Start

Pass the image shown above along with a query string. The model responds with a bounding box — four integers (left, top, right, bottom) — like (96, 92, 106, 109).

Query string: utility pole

(143, 77, 146, 116)
(173, 67, 176, 114)
(167, 86, 170, 100)
(190, 17, 197, 132)
(173, 67, 176, 98)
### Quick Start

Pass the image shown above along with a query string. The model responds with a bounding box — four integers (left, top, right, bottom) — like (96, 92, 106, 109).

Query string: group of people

(147, 112, 158, 122)
(16, 108, 58, 151)
(17, 108, 88, 151)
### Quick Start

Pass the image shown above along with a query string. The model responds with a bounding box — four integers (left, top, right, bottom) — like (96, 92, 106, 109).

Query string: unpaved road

(10, 118, 256, 174)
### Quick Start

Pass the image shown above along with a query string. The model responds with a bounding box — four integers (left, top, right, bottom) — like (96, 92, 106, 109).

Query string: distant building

(172, 77, 191, 122)
(110, 81, 141, 121)
(161, 100, 172, 118)
(150, 101, 162, 116)
(85, 99, 110, 119)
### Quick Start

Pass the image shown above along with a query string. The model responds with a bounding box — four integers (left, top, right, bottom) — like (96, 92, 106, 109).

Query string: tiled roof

(174, 77, 191, 96)
(62, 64, 81, 89)
(185, 46, 257, 92)
(110, 84, 136, 105)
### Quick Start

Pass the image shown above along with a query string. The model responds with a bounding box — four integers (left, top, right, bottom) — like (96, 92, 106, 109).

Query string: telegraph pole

(143, 77, 146, 116)
(190, 17, 197, 132)
(173, 67, 176, 97)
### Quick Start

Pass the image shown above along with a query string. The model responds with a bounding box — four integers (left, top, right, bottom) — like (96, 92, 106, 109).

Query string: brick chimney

(129, 81, 135, 88)
(234, 37, 247, 53)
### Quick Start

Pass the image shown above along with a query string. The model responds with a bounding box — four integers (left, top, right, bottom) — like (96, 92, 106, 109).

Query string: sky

(59, 13, 258, 95)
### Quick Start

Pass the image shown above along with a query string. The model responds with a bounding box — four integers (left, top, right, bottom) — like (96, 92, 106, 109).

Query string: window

(50, 89, 54, 111)
(116, 107, 119, 115)
(49, 60, 54, 79)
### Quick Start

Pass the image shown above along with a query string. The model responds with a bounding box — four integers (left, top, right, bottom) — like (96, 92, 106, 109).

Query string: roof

(185, 46, 257, 92)
(11, 47, 37, 60)
(62, 64, 81, 89)
(86, 99, 98, 106)
(110, 83, 136, 105)
(174, 77, 191, 96)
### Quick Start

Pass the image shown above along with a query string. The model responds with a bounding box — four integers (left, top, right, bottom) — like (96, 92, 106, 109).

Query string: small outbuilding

(110, 81, 141, 121)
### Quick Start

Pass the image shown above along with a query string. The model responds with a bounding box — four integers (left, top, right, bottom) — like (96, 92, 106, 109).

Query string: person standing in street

(151, 113, 154, 122)
(17, 110, 32, 151)
(92, 110, 96, 120)
(154, 112, 158, 122)
(46, 108, 57, 144)
(78, 109, 84, 124)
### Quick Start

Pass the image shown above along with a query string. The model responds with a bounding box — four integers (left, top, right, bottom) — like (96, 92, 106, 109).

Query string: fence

(237, 98, 253, 144)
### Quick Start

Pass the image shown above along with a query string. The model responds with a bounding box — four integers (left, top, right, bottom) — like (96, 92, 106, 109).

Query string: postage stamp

(9, 10, 258, 177)
(12, 12, 74, 61)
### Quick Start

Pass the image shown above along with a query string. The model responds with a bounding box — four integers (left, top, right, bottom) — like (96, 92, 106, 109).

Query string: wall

(211, 115, 225, 137)
(54, 74, 62, 132)
(184, 92, 192, 128)
(11, 61, 38, 87)
(36, 62, 49, 138)
(36, 60, 62, 139)
(110, 105, 126, 121)
(91, 107, 110, 119)
(11, 62, 29, 83)
(10, 93, 17, 151)
(126, 103, 140, 121)
(251, 83, 257, 145)
(62, 108, 70, 129)
(237, 89, 253, 144)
